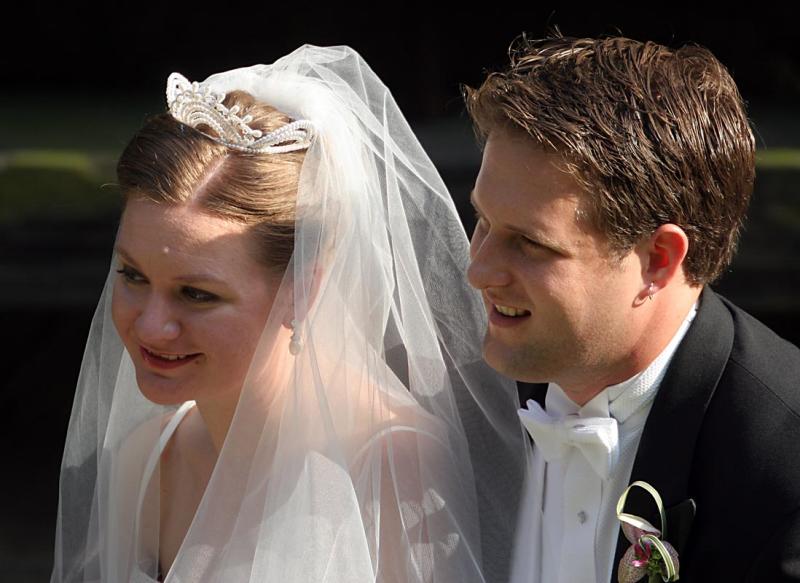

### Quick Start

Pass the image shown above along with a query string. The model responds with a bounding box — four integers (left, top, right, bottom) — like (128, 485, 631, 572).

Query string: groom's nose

(467, 234, 512, 290)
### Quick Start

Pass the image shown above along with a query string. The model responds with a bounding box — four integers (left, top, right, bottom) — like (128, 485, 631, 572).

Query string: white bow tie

(518, 399, 619, 480)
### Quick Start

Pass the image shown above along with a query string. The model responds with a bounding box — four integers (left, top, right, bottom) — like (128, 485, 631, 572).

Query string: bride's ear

(280, 263, 326, 330)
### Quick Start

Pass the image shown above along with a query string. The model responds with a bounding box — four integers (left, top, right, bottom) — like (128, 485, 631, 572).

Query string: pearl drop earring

(289, 319, 303, 355)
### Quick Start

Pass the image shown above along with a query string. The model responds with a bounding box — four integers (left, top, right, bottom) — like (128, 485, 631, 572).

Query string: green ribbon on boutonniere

(616, 481, 680, 583)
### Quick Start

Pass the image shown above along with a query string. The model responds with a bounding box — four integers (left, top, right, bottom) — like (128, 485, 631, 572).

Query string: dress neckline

(133, 401, 197, 582)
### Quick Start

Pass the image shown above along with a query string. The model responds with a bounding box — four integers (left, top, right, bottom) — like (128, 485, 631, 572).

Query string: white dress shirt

(511, 305, 697, 583)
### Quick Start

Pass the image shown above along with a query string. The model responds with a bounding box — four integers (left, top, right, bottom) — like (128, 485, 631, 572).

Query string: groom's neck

(557, 285, 703, 407)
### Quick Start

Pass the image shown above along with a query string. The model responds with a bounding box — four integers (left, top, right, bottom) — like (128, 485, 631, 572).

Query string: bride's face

(111, 197, 281, 406)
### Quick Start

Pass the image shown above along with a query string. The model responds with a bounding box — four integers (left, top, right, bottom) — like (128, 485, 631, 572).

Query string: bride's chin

(135, 373, 196, 406)
(138, 390, 190, 407)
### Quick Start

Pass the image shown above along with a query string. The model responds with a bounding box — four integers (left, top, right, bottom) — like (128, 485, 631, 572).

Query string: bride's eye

(116, 265, 146, 284)
(182, 286, 219, 303)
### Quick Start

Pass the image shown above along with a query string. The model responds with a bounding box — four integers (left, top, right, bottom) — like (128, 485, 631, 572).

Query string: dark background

(2, 5, 799, 580)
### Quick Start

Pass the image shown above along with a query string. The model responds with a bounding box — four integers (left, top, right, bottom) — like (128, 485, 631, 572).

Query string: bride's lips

(139, 346, 201, 370)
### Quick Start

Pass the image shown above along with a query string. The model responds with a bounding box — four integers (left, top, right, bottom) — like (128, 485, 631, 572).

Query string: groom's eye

(474, 218, 490, 238)
(474, 211, 489, 228)
(521, 236, 544, 249)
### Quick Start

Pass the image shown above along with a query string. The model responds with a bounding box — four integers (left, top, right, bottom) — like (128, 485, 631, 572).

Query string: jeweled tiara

(166, 72, 314, 154)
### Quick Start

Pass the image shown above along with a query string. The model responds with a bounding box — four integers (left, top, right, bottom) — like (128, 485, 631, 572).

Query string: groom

(463, 36, 800, 581)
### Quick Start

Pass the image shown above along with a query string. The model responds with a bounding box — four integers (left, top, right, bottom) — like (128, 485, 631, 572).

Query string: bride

(50, 45, 526, 582)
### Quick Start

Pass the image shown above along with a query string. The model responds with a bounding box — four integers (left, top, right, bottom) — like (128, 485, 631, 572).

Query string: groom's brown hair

(464, 35, 755, 285)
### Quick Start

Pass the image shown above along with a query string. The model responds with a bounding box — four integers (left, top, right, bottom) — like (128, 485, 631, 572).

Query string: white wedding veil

(51, 45, 526, 582)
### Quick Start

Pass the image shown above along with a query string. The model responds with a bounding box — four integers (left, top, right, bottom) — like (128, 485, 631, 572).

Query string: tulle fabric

(51, 45, 527, 582)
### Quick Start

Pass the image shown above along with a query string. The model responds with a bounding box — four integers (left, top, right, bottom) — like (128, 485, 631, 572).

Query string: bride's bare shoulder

(338, 364, 449, 467)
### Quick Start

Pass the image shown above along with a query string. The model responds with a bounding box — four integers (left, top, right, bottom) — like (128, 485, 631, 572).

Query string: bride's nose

(134, 296, 181, 343)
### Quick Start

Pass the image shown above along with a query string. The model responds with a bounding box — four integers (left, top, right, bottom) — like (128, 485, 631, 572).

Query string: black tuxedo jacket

(518, 288, 800, 581)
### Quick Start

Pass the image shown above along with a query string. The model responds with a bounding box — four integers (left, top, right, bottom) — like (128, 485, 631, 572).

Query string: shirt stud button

(577, 511, 588, 524)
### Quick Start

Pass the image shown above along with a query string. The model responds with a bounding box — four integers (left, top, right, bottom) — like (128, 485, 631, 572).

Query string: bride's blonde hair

(116, 90, 307, 272)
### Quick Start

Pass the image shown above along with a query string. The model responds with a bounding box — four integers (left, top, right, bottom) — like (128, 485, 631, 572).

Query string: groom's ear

(640, 224, 690, 294)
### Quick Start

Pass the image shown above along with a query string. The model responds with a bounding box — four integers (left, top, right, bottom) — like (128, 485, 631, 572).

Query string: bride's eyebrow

(114, 246, 140, 268)
(174, 274, 226, 285)
(113, 245, 225, 285)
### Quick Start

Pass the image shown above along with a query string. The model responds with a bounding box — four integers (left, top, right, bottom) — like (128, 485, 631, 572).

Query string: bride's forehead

(120, 199, 249, 244)
(117, 199, 258, 269)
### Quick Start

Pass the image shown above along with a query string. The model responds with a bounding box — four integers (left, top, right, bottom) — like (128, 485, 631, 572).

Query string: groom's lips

(488, 303, 532, 328)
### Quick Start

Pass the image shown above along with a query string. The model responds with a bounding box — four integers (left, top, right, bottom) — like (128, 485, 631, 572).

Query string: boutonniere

(616, 481, 679, 583)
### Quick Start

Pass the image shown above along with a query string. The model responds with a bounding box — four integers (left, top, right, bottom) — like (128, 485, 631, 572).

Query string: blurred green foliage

(0, 150, 119, 222)
(755, 149, 800, 170)
(0, 147, 798, 224)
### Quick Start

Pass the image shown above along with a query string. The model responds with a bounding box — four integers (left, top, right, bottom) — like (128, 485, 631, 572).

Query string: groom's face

(467, 130, 645, 392)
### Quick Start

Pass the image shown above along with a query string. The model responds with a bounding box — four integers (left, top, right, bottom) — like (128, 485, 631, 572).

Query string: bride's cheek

(110, 284, 131, 334)
(112, 285, 150, 342)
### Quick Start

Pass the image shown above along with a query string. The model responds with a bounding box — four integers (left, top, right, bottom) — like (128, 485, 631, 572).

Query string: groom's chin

(481, 337, 527, 381)
(481, 336, 558, 384)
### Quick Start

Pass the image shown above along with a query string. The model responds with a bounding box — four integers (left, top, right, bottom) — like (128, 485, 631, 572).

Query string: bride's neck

(195, 398, 237, 453)
(194, 334, 296, 452)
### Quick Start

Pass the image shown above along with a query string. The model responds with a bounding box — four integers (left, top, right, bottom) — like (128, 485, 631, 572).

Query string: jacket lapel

(610, 288, 734, 581)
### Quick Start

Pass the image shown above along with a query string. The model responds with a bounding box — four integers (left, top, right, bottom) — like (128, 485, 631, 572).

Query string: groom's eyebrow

(469, 190, 492, 219)
(470, 190, 569, 254)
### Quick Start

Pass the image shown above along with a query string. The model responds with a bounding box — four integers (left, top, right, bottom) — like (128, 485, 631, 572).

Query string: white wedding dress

(127, 399, 455, 583)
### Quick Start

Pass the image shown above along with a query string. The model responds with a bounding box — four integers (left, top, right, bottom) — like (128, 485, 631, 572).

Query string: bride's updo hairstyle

(116, 90, 306, 272)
